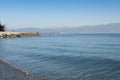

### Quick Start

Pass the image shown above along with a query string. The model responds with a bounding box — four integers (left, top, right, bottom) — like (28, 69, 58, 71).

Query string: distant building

(0, 22, 5, 31)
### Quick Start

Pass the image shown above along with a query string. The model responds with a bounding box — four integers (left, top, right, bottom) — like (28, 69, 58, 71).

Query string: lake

(0, 34, 120, 80)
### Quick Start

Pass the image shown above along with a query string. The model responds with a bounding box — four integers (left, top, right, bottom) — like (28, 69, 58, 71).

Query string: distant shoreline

(60, 33, 120, 35)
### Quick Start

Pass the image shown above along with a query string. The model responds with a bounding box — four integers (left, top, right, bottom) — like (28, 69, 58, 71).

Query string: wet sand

(0, 60, 33, 80)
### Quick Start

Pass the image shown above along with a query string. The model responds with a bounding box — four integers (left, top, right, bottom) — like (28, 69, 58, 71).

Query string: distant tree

(0, 22, 5, 31)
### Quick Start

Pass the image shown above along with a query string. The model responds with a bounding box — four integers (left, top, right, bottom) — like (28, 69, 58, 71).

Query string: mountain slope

(15, 23, 120, 34)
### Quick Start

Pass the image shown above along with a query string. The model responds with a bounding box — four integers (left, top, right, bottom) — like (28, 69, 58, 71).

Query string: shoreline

(0, 32, 39, 38)
(0, 60, 33, 80)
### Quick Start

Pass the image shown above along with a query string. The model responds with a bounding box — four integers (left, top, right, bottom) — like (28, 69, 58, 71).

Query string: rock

(0, 32, 39, 38)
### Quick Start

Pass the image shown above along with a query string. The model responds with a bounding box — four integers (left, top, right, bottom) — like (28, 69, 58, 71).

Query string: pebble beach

(0, 60, 33, 80)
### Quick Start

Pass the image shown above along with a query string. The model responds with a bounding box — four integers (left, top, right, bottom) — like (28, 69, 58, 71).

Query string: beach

(0, 60, 33, 80)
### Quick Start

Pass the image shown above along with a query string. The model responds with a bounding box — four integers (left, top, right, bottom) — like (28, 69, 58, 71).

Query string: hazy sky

(0, 0, 120, 29)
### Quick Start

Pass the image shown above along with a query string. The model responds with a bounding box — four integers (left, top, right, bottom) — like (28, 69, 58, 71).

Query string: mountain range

(13, 23, 120, 34)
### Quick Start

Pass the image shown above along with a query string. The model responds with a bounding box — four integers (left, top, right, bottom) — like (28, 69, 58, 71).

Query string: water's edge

(0, 34, 120, 80)
(0, 59, 34, 80)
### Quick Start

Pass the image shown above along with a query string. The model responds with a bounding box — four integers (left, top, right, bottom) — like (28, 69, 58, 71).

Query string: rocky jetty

(0, 32, 39, 38)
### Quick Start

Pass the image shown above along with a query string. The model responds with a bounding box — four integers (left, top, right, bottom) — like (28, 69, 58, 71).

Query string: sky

(0, 0, 120, 29)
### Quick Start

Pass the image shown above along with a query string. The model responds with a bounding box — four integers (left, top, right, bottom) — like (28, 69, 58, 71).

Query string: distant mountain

(15, 27, 43, 32)
(15, 23, 120, 34)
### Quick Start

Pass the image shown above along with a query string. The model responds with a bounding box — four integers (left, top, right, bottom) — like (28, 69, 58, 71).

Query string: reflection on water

(0, 39, 3, 47)
(0, 34, 120, 80)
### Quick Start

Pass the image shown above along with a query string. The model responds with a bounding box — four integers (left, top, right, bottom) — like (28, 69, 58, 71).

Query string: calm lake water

(0, 34, 120, 80)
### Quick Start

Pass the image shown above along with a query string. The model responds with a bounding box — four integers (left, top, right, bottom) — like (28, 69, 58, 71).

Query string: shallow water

(0, 34, 120, 80)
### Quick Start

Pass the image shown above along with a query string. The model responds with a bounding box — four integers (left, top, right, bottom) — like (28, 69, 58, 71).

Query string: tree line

(0, 22, 5, 31)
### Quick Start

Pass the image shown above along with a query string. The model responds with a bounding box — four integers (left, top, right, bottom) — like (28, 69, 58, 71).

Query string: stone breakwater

(0, 32, 39, 38)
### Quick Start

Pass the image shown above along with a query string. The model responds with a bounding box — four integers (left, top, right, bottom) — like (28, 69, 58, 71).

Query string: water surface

(0, 34, 120, 80)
